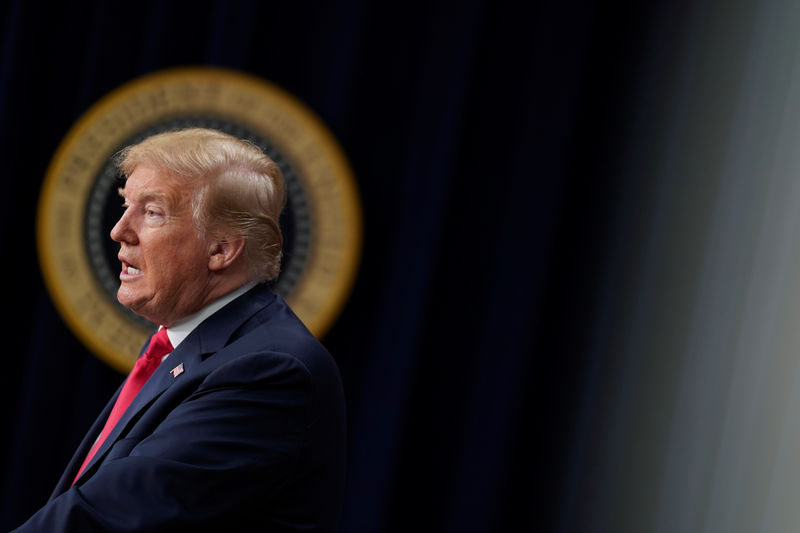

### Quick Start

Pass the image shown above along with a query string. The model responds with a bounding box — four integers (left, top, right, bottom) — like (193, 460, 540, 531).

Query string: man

(14, 128, 346, 532)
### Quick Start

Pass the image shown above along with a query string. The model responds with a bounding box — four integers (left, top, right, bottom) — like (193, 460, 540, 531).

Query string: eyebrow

(117, 187, 171, 205)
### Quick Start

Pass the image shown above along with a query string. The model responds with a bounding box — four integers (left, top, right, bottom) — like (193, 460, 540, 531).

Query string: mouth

(120, 259, 143, 278)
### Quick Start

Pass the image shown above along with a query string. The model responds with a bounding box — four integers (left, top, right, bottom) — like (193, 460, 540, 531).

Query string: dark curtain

(0, 1, 686, 531)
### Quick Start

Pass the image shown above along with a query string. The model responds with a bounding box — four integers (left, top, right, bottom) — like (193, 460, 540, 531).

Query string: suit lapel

(71, 285, 277, 486)
(75, 340, 204, 482)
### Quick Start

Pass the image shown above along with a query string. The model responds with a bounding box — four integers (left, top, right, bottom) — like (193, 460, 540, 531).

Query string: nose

(110, 209, 137, 244)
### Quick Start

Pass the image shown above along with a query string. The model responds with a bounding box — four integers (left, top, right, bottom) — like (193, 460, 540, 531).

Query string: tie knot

(144, 328, 173, 362)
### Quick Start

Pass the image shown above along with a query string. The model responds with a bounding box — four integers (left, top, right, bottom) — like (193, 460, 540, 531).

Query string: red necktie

(72, 328, 173, 484)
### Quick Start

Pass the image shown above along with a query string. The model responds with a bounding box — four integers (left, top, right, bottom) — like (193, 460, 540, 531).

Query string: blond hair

(116, 128, 286, 281)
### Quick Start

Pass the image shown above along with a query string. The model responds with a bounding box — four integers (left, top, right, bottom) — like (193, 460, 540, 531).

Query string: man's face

(111, 165, 213, 326)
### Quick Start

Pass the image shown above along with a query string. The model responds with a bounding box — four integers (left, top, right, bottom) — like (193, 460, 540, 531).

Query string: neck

(157, 270, 256, 328)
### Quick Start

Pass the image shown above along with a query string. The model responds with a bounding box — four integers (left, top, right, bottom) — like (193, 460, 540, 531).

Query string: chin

(117, 291, 148, 318)
(116, 290, 134, 309)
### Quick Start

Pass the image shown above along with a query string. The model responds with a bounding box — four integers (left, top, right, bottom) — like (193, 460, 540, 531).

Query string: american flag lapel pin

(170, 362, 184, 378)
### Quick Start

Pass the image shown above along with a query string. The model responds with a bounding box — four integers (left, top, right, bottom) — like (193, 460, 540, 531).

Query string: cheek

(140, 228, 208, 281)
(164, 240, 210, 278)
(174, 241, 206, 266)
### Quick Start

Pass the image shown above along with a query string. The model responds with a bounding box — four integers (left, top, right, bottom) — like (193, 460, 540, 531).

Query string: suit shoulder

(205, 296, 341, 393)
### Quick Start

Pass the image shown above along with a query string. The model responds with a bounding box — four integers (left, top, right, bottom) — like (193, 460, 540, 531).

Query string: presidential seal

(37, 67, 362, 373)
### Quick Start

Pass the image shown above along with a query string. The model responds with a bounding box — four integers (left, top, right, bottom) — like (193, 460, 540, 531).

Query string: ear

(207, 237, 246, 272)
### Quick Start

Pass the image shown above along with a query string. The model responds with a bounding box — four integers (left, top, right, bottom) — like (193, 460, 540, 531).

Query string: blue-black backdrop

(0, 1, 680, 531)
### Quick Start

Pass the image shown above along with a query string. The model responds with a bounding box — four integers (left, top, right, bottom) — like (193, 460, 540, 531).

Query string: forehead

(119, 165, 191, 206)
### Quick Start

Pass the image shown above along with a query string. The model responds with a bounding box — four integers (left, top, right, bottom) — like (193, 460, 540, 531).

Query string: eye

(144, 205, 164, 217)
(143, 206, 167, 223)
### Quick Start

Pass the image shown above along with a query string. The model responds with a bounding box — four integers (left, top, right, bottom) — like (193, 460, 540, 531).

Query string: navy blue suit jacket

(13, 285, 346, 532)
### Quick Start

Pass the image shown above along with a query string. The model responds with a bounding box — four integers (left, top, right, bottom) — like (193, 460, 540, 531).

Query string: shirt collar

(164, 281, 258, 350)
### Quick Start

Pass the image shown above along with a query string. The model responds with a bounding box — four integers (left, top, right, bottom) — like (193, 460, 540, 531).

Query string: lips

(119, 257, 143, 278)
